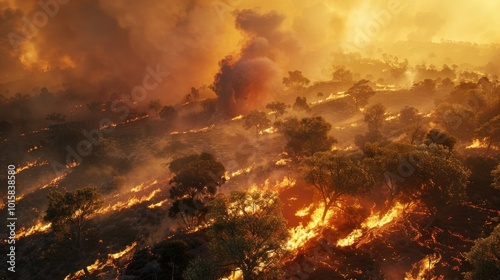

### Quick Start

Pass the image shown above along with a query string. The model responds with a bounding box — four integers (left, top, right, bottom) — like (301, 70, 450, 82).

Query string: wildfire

(225, 165, 253, 180)
(248, 176, 296, 193)
(404, 253, 442, 280)
(27, 145, 43, 152)
(286, 202, 336, 252)
(275, 158, 291, 166)
(66, 161, 79, 168)
(110, 242, 138, 260)
(385, 114, 400, 121)
(259, 127, 277, 135)
(97, 188, 161, 215)
(131, 180, 158, 193)
(41, 173, 69, 189)
(295, 204, 313, 217)
(465, 138, 498, 150)
(170, 125, 215, 135)
(123, 114, 149, 124)
(64, 242, 138, 280)
(231, 115, 243, 121)
(326, 91, 349, 101)
(16, 159, 49, 173)
(337, 202, 405, 247)
(148, 199, 168, 209)
(18, 221, 51, 238)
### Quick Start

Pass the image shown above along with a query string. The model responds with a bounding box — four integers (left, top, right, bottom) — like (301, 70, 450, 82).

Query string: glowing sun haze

(1, 0, 499, 102)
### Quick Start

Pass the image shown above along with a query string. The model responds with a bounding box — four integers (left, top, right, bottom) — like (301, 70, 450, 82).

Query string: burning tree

(204, 190, 288, 280)
(276, 116, 336, 163)
(243, 110, 271, 137)
(302, 152, 374, 222)
(168, 153, 226, 228)
(44, 187, 103, 277)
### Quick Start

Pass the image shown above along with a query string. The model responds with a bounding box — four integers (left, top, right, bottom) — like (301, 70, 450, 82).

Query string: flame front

(97, 188, 161, 215)
(16, 159, 49, 173)
(18, 221, 52, 238)
(286, 202, 335, 252)
(64, 242, 138, 280)
(404, 253, 442, 280)
(337, 202, 405, 247)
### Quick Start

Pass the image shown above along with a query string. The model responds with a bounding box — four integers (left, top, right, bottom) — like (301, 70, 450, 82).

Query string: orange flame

(18, 221, 51, 238)
(225, 165, 254, 181)
(97, 189, 161, 215)
(337, 202, 404, 247)
(404, 253, 442, 280)
(64, 242, 138, 280)
(16, 159, 49, 173)
(286, 202, 336, 252)
(41, 173, 69, 189)
(148, 199, 168, 209)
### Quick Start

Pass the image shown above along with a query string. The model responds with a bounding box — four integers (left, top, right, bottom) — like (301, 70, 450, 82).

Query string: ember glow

(16, 159, 49, 173)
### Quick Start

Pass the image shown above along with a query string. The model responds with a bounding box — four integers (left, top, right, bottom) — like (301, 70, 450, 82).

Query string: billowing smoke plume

(211, 10, 295, 117)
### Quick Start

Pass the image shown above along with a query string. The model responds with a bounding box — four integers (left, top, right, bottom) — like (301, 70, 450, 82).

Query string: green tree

(206, 191, 288, 280)
(401, 145, 470, 227)
(424, 128, 457, 151)
(283, 70, 310, 89)
(159, 105, 178, 121)
(411, 78, 436, 94)
(46, 112, 66, 124)
(302, 152, 374, 222)
(266, 101, 288, 120)
(403, 121, 428, 145)
(399, 106, 421, 126)
(149, 99, 162, 116)
(168, 153, 226, 228)
(464, 224, 500, 280)
(183, 258, 219, 280)
(276, 116, 336, 162)
(86, 101, 103, 114)
(476, 115, 500, 151)
(159, 240, 192, 280)
(364, 103, 386, 132)
(347, 79, 375, 109)
(44, 187, 103, 276)
(332, 65, 353, 83)
(243, 110, 271, 137)
(363, 143, 413, 207)
(292, 96, 311, 113)
(492, 164, 500, 190)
